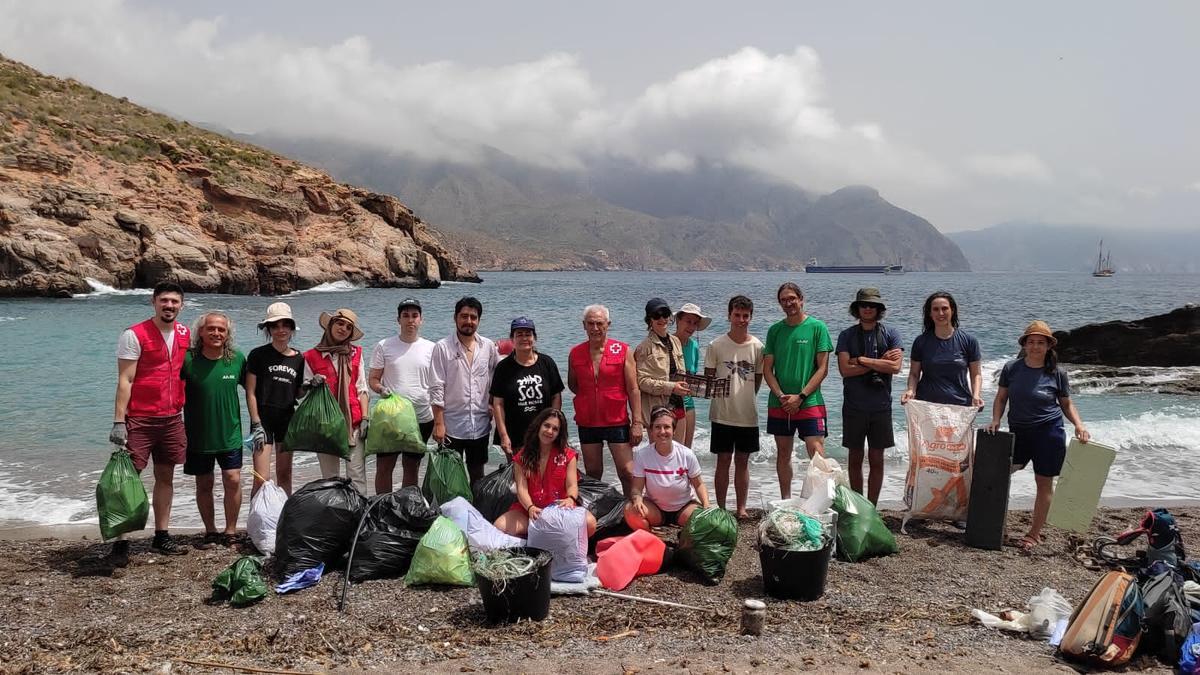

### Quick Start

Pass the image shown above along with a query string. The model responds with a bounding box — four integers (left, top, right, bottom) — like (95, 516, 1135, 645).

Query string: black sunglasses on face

(651, 310, 671, 319)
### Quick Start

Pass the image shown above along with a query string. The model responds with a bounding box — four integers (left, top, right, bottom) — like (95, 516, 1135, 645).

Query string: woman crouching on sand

(986, 321, 1089, 553)
(625, 406, 711, 530)
(494, 408, 596, 538)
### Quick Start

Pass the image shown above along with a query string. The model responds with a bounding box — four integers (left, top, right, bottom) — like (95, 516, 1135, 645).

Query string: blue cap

(510, 316, 536, 336)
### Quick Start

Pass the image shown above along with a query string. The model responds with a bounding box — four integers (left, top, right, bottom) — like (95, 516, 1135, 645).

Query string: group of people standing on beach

(105, 279, 1091, 566)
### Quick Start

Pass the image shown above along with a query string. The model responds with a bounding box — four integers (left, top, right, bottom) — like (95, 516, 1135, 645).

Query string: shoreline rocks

(1055, 305, 1200, 368)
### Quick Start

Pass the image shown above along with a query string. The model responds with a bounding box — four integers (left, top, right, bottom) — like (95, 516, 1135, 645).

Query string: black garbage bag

(576, 473, 625, 537)
(472, 462, 517, 522)
(275, 477, 367, 578)
(348, 487, 439, 583)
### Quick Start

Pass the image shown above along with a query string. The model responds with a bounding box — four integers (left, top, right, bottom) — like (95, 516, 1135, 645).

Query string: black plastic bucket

(476, 547, 553, 623)
(759, 541, 832, 601)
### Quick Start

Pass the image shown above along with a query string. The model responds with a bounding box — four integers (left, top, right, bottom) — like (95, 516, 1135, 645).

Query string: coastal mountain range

(242, 135, 972, 273)
(0, 56, 476, 298)
(948, 222, 1200, 273)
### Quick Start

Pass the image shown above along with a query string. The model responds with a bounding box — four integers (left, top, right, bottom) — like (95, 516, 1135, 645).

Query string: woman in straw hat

(986, 320, 1090, 553)
(303, 308, 371, 493)
(246, 302, 305, 496)
(673, 302, 712, 448)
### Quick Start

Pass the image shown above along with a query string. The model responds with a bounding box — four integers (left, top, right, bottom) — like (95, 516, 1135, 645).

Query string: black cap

(645, 297, 671, 317)
(397, 297, 422, 314)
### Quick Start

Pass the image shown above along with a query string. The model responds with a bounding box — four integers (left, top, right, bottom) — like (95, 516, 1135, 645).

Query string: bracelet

(567, 494, 579, 505)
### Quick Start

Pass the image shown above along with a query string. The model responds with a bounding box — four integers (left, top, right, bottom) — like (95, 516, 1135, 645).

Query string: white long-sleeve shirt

(429, 332, 498, 440)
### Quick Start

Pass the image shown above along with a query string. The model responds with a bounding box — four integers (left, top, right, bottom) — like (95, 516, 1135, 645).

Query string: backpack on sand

(1059, 571, 1144, 667)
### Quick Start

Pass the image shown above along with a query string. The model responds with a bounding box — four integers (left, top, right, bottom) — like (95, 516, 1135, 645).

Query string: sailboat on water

(1092, 239, 1115, 277)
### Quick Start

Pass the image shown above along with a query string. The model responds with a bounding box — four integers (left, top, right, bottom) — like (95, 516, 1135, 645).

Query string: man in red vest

(108, 282, 192, 566)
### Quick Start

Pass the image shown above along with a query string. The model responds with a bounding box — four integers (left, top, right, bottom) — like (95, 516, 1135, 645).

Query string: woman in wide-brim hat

(986, 320, 1090, 553)
(246, 302, 305, 496)
(303, 308, 370, 493)
(673, 302, 711, 448)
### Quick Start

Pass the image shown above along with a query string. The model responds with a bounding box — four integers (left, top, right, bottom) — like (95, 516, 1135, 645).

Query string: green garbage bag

(678, 507, 738, 584)
(365, 394, 425, 456)
(403, 516, 474, 587)
(831, 484, 898, 562)
(96, 450, 149, 540)
(284, 384, 350, 458)
(211, 555, 269, 607)
(422, 446, 473, 507)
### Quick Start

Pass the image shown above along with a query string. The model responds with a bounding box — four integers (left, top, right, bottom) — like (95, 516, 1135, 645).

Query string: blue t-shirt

(999, 359, 1070, 427)
(835, 323, 903, 413)
(681, 336, 700, 411)
(910, 330, 981, 406)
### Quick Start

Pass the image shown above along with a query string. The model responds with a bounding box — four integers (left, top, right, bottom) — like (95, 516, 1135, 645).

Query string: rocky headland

(0, 56, 477, 298)
(1056, 305, 1200, 395)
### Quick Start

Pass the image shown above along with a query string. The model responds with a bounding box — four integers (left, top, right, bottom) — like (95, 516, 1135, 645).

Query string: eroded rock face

(0, 56, 477, 297)
(1054, 306, 1200, 367)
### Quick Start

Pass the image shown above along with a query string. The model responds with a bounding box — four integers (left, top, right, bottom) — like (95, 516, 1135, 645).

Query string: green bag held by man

(211, 555, 269, 607)
(284, 383, 350, 459)
(96, 450, 149, 540)
(365, 394, 425, 456)
(422, 446, 473, 507)
(403, 516, 474, 587)
(831, 483, 898, 562)
(678, 507, 738, 585)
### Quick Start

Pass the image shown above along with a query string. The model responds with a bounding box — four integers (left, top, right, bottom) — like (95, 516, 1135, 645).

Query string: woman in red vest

(303, 308, 370, 494)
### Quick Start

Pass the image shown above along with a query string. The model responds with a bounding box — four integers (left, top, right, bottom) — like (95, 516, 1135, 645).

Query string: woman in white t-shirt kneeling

(626, 406, 711, 530)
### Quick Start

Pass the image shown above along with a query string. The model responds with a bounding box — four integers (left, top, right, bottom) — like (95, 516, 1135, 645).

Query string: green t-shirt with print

(763, 316, 833, 409)
(181, 350, 246, 454)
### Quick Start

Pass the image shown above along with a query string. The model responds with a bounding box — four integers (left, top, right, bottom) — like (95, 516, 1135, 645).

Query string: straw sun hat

(319, 308, 365, 341)
(1018, 320, 1057, 347)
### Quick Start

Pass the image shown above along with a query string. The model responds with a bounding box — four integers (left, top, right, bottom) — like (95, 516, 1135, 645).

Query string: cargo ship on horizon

(805, 258, 905, 274)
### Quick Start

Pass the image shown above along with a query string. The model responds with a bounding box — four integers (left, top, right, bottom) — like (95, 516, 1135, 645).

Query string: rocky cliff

(0, 57, 477, 297)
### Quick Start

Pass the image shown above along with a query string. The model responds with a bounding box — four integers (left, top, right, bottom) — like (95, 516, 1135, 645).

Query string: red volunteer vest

(569, 339, 630, 427)
(303, 347, 364, 426)
(127, 319, 190, 417)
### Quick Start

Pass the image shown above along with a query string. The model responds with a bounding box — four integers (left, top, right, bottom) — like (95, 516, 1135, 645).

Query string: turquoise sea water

(1, 271, 1197, 528)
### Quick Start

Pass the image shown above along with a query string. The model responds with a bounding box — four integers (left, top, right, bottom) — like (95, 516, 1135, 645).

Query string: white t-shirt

(369, 335, 435, 422)
(632, 441, 701, 512)
(704, 333, 764, 427)
(117, 325, 180, 360)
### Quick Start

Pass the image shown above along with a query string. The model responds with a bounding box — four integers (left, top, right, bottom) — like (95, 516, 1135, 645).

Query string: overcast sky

(2, 0, 1198, 232)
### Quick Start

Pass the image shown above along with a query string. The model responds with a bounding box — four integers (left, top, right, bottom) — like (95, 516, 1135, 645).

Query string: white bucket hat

(675, 302, 713, 331)
(258, 302, 295, 328)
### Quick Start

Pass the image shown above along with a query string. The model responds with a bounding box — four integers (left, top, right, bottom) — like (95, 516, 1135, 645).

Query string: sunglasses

(651, 309, 671, 320)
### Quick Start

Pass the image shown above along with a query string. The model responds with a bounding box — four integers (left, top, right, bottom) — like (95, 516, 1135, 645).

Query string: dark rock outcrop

(1055, 305, 1200, 367)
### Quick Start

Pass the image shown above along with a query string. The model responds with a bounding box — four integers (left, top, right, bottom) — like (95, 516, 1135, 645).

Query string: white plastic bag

(1026, 588, 1073, 639)
(902, 400, 977, 531)
(799, 454, 845, 515)
(439, 496, 525, 552)
(247, 480, 288, 556)
(527, 504, 588, 583)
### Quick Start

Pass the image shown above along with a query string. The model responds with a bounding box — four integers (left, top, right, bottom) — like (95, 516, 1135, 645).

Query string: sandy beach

(2, 505, 1194, 674)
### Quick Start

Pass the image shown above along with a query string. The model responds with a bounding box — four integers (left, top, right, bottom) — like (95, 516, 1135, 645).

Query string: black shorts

(184, 448, 244, 475)
(1011, 420, 1067, 477)
(259, 406, 294, 447)
(659, 501, 700, 527)
(841, 409, 896, 450)
(578, 424, 631, 445)
(710, 422, 760, 454)
(445, 435, 490, 465)
(377, 420, 435, 459)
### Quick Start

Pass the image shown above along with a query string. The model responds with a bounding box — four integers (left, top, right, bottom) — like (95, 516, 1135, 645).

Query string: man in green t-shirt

(763, 282, 833, 499)
(181, 311, 247, 549)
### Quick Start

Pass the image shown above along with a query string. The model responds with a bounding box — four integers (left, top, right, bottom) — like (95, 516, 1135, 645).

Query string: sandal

(1009, 534, 1042, 553)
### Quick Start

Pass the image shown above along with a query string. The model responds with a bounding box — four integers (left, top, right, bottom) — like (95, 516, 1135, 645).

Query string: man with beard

(430, 297, 499, 483)
(180, 311, 246, 548)
(109, 282, 192, 565)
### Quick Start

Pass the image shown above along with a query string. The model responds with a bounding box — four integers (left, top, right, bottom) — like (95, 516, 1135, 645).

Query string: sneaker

(107, 540, 131, 568)
(150, 534, 189, 556)
(193, 532, 221, 550)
